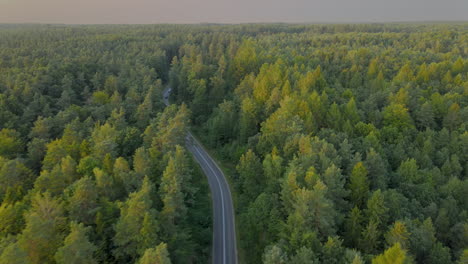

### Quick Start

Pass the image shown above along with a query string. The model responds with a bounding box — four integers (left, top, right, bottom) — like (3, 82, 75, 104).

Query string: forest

(0, 23, 467, 263)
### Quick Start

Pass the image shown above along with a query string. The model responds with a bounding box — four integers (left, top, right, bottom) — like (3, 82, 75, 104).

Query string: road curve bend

(163, 87, 238, 264)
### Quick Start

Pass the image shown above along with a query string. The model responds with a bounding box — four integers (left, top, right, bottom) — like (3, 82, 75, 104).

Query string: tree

(91, 123, 119, 161)
(0, 241, 30, 264)
(241, 193, 281, 263)
(344, 206, 363, 248)
(114, 157, 138, 194)
(322, 164, 349, 217)
(262, 148, 283, 193)
(34, 156, 78, 196)
(17, 193, 65, 264)
(137, 243, 171, 264)
(160, 158, 186, 228)
(289, 247, 318, 264)
(321, 236, 347, 264)
(287, 181, 336, 240)
(114, 177, 158, 261)
(262, 244, 287, 264)
(443, 103, 461, 131)
(360, 220, 380, 254)
(0, 201, 26, 237)
(135, 90, 154, 129)
(94, 168, 116, 199)
(393, 63, 414, 83)
(365, 190, 388, 227)
(348, 162, 370, 208)
(133, 147, 151, 183)
(385, 221, 410, 249)
(239, 97, 260, 142)
(383, 103, 414, 131)
(364, 148, 388, 190)
(259, 97, 305, 152)
(234, 39, 260, 79)
(0, 160, 33, 198)
(154, 104, 190, 153)
(372, 243, 412, 264)
(237, 149, 263, 201)
(0, 129, 23, 158)
(54, 222, 97, 264)
(66, 176, 98, 225)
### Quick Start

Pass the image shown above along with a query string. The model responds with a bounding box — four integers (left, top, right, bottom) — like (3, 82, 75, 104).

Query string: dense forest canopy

(0, 23, 467, 263)
(168, 23, 467, 263)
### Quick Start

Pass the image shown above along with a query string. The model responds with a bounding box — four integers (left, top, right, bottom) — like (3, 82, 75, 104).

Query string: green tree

(365, 190, 388, 227)
(385, 221, 410, 249)
(262, 244, 287, 264)
(137, 243, 171, 264)
(348, 162, 370, 208)
(289, 247, 318, 264)
(263, 148, 283, 193)
(0, 129, 23, 158)
(0, 160, 33, 199)
(344, 206, 363, 248)
(114, 177, 158, 261)
(55, 222, 97, 264)
(66, 176, 98, 225)
(0, 242, 30, 264)
(237, 149, 263, 201)
(91, 123, 119, 161)
(372, 243, 412, 264)
(160, 158, 186, 227)
(383, 103, 414, 131)
(287, 181, 336, 240)
(17, 193, 65, 264)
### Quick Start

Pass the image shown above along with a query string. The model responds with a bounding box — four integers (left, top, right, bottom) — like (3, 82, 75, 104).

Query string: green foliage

(66, 176, 98, 225)
(237, 149, 263, 202)
(114, 177, 158, 261)
(17, 193, 66, 264)
(0, 129, 22, 158)
(55, 222, 97, 264)
(348, 162, 370, 208)
(372, 243, 412, 264)
(0, 23, 466, 264)
(262, 244, 287, 264)
(137, 243, 172, 264)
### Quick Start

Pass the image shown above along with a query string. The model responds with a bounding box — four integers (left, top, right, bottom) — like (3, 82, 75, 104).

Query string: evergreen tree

(372, 243, 412, 264)
(55, 222, 97, 264)
(137, 243, 172, 264)
(17, 193, 65, 264)
(114, 177, 158, 261)
(348, 162, 370, 208)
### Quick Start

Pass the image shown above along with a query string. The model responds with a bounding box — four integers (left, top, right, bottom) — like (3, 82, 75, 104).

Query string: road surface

(163, 87, 238, 264)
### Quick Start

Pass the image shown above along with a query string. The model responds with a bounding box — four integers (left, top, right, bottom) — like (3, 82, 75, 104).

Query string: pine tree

(137, 243, 171, 264)
(372, 243, 412, 264)
(55, 222, 97, 264)
(114, 177, 158, 261)
(289, 247, 318, 264)
(344, 206, 363, 248)
(385, 221, 410, 249)
(262, 244, 287, 264)
(17, 193, 65, 264)
(0, 242, 29, 264)
(237, 149, 263, 201)
(160, 158, 186, 227)
(348, 162, 370, 208)
(66, 176, 98, 225)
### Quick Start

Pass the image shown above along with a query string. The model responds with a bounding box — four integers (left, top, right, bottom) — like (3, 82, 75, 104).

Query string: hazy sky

(1, 0, 467, 24)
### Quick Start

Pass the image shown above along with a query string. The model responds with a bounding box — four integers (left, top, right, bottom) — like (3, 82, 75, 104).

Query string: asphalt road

(163, 87, 238, 264)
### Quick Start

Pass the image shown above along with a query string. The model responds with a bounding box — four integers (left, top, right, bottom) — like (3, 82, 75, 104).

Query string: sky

(0, 0, 467, 24)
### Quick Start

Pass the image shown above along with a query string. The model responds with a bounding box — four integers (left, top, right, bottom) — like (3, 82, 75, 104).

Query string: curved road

(163, 87, 238, 264)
